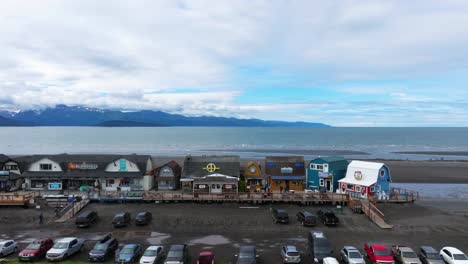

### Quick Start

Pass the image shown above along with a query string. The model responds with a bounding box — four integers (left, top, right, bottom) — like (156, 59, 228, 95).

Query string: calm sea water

(1, 127, 468, 160)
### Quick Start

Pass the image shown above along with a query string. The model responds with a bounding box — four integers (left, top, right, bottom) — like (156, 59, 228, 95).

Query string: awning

(180, 178, 194, 182)
(270, 176, 304, 180)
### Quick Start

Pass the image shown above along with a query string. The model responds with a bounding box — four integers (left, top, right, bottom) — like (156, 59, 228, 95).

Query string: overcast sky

(1, 0, 468, 126)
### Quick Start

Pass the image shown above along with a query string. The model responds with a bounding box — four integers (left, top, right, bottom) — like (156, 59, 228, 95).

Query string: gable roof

(151, 160, 182, 176)
(311, 156, 347, 163)
(339, 160, 388, 187)
(0, 154, 10, 164)
(182, 155, 240, 178)
(265, 156, 305, 176)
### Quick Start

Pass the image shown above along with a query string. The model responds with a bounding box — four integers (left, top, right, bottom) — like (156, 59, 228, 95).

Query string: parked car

(164, 244, 188, 264)
(439, 247, 468, 264)
(364, 243, 394, 264)
(140, 245, 164, 264)
(135, 211, 152, 226)
(340, 246, 365, 264)
(75, 210, 98, 228)
(18, 238, 53, 261)
(46, 237, 85, 261)
(418, 246, 444, 264)
(236, 245, 258, 264)
(296, 211, 317, 226)
(113, 212, 131, 228)
(272, 208, 289, 224)
(392, 246, 421, 264)
(323, 257, 340, 264)
(317, 210, 339, 226)
(308, 231, 333, 264)
(88, 234, 118, 262)
(0, 240, 18, 257)
(197, 251, 215, 264)
(280, 245, 301, 263)
(115, 244, 143, 264)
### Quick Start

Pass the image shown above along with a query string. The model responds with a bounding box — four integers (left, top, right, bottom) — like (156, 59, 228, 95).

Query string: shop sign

(280, 167, 293, 174)
(68, 162, 98, 170)
(198, 184, 206, 189)
(48, 182, 62, 190)
(225, 184, 233, 189)
(203, 163, 220, 173)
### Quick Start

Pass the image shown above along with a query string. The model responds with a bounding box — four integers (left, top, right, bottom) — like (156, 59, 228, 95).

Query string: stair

(360, 199, 393, 229)
(54, 198, 90, 223)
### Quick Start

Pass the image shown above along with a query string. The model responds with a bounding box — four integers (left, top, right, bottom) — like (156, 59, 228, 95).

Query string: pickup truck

(317, 210, 339, 226)
(392, 246, 422, 264)
(364, 243, 395, 264)
(46, 237, 85, 261)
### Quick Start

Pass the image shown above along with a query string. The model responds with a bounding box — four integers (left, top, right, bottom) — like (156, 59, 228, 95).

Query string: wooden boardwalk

(0, 192, 37, 207)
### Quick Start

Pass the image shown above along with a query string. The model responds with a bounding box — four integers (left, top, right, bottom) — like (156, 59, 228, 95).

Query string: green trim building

(306, 156, 348, 192)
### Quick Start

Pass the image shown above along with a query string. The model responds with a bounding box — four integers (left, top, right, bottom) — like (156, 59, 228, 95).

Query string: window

(319, 179, 324, 186)
(347, 184, 354, 191)
(40, 164, 52, 170)
(4, 165, 18, 171)
(370, 186, 375, 192)
(317, 165, 324, 170)
(355, 186, 361, 192)
(310, 164, 316, 170)
(276, 181, 282, 186)
(292, 181, 300, 186)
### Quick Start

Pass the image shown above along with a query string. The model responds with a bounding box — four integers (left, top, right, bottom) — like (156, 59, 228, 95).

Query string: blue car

(115, 244, 142, 264)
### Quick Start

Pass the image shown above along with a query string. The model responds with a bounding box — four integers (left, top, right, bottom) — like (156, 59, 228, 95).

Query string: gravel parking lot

(0, 200, 468, 263)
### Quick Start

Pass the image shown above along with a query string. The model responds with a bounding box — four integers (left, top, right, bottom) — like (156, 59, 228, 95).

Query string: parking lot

(0, 200, 468, 263)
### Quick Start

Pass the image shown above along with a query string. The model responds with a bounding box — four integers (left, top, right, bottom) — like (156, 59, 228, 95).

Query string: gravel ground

(0, 200, 468, 264)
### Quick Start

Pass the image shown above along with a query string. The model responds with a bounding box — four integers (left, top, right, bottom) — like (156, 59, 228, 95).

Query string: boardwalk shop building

(18, 154, 154, 191)
(266, 156, 305, 192)
(181, 155, 240, 193)
(0, 155, 23, 192)
(306, 156, 348, 192)
(152, 160, 182, 191)
(244, 161, 266, 192)
(338, 160, 392, 199)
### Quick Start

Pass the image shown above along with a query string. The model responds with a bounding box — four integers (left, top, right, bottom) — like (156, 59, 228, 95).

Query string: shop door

(211, 184, 222, 193)
(325, 180, 332, 192)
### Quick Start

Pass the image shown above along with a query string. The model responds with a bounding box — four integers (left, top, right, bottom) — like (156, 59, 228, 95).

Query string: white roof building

(339, 160, 391, 187)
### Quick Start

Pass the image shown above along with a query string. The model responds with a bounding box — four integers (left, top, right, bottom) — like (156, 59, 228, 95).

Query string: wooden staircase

(54, 198, 90, 223)
(360, 199, 393, 229)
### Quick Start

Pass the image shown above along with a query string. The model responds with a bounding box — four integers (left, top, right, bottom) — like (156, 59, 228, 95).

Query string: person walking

(39, 212, 44, 224)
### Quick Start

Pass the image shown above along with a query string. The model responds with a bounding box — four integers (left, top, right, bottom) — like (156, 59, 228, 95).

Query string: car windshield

(287, 251, 300, 257)
(114, 216, 124, 221)
(454, 254, 468, 260)
(375, 249, 391, 256)
(120, 248, 135, 254)
(53, 242, 68, 249)
(199, 255, 214, 260)
(426, 253, 442, 260)
(349, 251, 362, 258)
(26, 244, 41, 250)
(168, 250, 183, 258)
(402, 252, 418, 258)
(143, 250, 158, 256)
(93, 244, 107, 250)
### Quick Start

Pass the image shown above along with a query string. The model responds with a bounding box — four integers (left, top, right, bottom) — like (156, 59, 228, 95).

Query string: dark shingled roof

(182, 155, 240, 178)
(151, 160, 182, 177)
(265, 156, 305, 176)
(16, 154, 152, 179)
(0, 154, 10, 164)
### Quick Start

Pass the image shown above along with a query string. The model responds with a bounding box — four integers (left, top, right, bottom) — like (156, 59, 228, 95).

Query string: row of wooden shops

(0, 154, 393, 200)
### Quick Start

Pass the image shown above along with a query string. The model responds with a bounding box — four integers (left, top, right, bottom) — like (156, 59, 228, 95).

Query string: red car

(197, 251, 215, 264)
(18, 238, 54, 262)
(364, 243, 395, 264)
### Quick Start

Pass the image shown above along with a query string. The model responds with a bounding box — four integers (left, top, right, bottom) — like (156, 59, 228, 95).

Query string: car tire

(63, 253, 68, 260)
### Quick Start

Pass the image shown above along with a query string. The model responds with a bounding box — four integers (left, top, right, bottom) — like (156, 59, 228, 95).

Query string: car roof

(421, 246, 438, 254)
(146, 245, 163, 251)
(442, 247, 465, 254)
(123, 244, 139, 249)
(399, 247, 415, 252)
(303, 211, 316, 216)
(58, 237, 77, 243)
(169, 244, 186, 251)
(137, 211, 148, 216)
(371, 244, 388, 250)
(79, 211, 95, 216)
(285, 245, 298, 252)
(311, 231, 326, 238)
(344, 246, 359, 252)
(240, 245, 256, 252)
(0, 240, 13, 243)
(276, 209, 287, 213)
(115, 212, 128, 217)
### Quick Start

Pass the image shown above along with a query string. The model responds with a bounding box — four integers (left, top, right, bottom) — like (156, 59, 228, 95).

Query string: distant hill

(0, 105, 330, 127)
(0, 116, 32, 126)
(95, 120, 165, 127)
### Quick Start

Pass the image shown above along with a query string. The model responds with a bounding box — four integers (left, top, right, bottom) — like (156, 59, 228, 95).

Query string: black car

(75, 210, 98, 228)
(164, 244, 188, 264)
(317, 210, 339, 226)
(296, 211, 317, 226)
(272, 208, 289, 224)
(419, 246, 444, 264)
(308, 231, 333, 264)
(135, 211, 152, 226)
(88, 234, 118, 262)
(236, 245, 258, 264)
(112, 212, 131, 228)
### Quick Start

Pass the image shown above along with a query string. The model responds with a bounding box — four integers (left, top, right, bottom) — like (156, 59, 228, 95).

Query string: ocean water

(1, 127, 468, 160)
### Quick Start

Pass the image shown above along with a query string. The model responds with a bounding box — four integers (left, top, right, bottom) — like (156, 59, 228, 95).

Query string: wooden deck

(142, 191, 349, 204)
(0, 192, 37, 207)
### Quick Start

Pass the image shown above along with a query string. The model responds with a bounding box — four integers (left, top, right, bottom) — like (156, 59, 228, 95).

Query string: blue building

(306, 157, 349, 192)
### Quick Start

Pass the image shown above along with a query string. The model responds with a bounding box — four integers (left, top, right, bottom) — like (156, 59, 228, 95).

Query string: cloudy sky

(1, 0, 468, 126)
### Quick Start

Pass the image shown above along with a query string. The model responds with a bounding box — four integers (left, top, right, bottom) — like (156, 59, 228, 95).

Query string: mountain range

(0, 105, 329, 127)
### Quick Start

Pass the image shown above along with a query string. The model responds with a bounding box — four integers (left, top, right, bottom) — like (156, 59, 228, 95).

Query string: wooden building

(152, 160, 182, 190)
(306, 156, 348, 192)
(181, 155, 240, 193)
(244, 161, 266, 192)
(265, 156, 305, 192)
(338, 160, 392, 199)
(0, 155, 23, 192)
